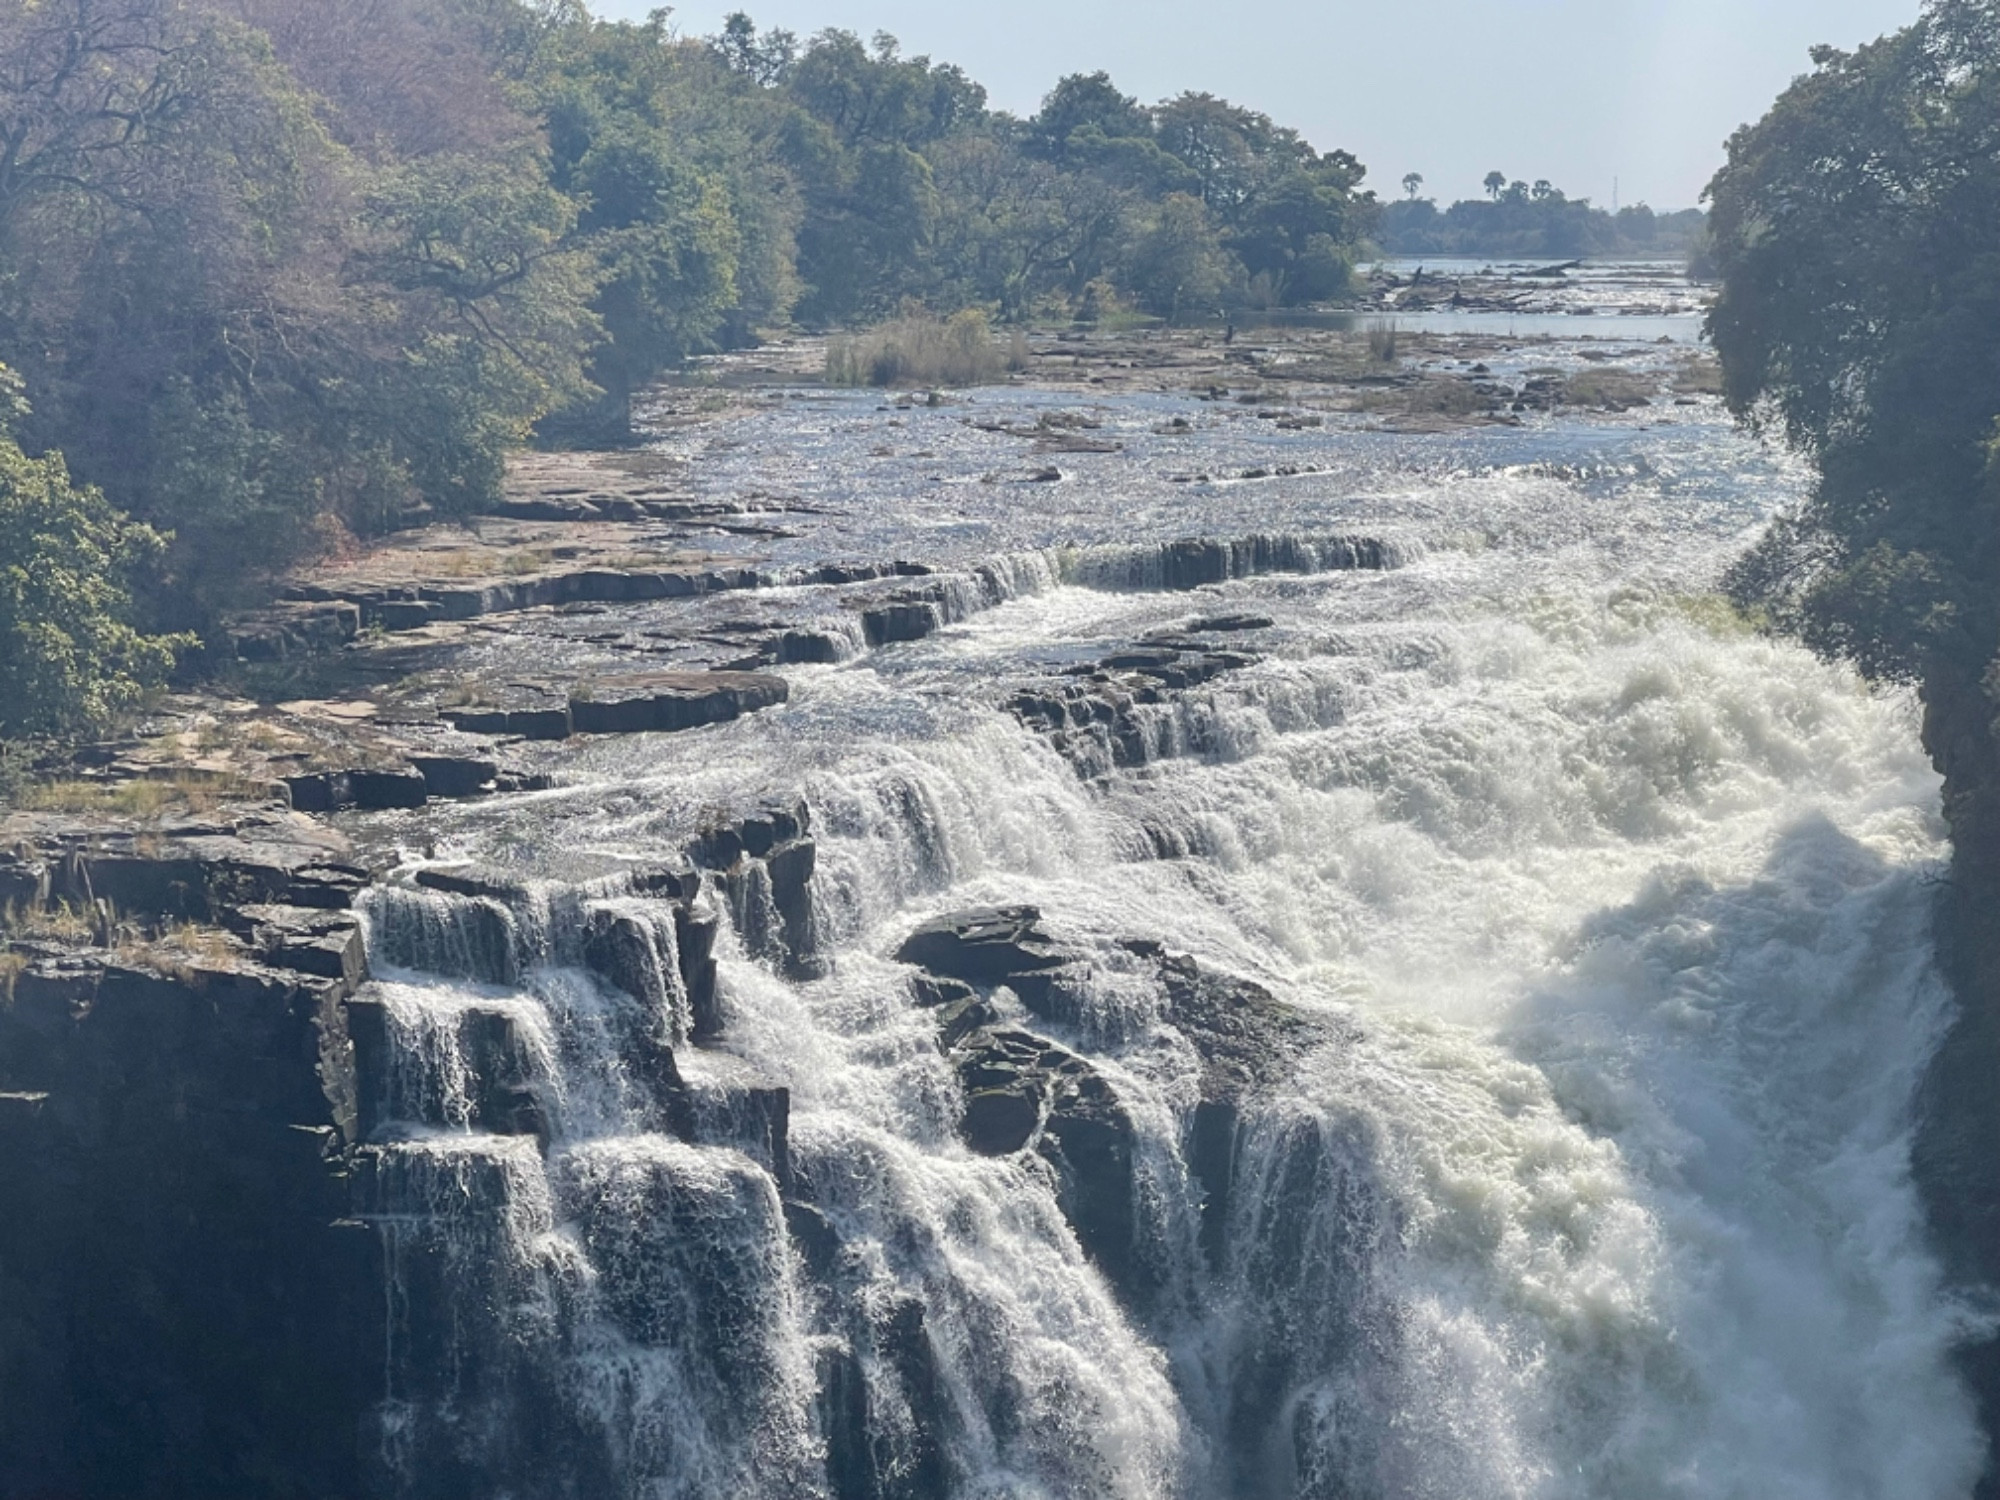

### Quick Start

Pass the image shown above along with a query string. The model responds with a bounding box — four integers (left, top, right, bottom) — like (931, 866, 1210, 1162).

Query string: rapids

(347, 334, 1985, 1497)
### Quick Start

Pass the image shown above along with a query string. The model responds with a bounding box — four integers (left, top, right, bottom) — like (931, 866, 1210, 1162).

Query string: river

(345, 308, 1986, 1497)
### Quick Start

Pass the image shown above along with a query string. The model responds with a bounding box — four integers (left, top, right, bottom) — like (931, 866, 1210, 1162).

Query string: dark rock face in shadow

(0, 815, 382, 1497)
(1912, 662, 2000, 1497)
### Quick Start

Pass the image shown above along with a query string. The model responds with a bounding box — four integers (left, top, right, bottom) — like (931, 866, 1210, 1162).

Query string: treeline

(1380, 177, 1702, 258)
(0, 0, 1376, 741)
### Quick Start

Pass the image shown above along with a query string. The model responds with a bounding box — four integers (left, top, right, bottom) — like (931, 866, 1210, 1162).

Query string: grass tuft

(15, 772, 272, 818)
(827, 309, 1028, 388)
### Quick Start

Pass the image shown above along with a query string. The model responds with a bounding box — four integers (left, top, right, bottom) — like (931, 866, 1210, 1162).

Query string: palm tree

(1402, 171, 1423, 201)
(1483, 171, 1505, 201)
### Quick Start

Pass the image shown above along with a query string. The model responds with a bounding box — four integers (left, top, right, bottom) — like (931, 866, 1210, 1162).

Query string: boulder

(861, 601, 940, 648)
(893, 906, 1070, 987)
(412, 754, 500, 800)
(963, 1085, 1042, 1155)
(347, 767, 428, 810)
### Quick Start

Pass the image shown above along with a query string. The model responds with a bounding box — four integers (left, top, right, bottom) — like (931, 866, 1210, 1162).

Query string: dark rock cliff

(1913, 661, 2000, 1494)
(0, 816, 381, 1498)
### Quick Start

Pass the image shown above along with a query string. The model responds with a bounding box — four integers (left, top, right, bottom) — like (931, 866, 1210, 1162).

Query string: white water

(348, 390, 1984, 1497)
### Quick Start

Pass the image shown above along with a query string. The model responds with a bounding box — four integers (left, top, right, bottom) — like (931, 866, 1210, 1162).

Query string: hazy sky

(602, 0, 1921, 209)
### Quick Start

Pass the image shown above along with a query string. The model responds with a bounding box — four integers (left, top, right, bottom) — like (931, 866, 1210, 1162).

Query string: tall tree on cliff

(1709, 0, 2000, 689)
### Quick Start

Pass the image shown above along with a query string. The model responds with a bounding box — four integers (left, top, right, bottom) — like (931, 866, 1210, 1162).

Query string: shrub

(826, 309, 1025, 387)
(0, 419, 194, 740)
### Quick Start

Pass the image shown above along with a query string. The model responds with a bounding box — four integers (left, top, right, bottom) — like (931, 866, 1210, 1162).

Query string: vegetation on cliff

(0, 0, 1376, 744)
(0, 370, 191, 741)
(1708, 0, 1999, 690)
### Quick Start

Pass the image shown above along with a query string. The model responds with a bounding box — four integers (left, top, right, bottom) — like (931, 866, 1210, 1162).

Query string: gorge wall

(1918, 659, 2000, 1494)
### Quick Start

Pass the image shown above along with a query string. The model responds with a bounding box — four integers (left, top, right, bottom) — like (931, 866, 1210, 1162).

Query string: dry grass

(415, 544, 565, 579)
(16, 771, 272, 818)
(4, 899, 102, 945)
(122, 921, 243, 981)
(827, 309, 1028, 388)
(0, 949, 26, 1003)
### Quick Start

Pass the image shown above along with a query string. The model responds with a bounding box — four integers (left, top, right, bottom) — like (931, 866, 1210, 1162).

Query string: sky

(600, 0, 1921, 210)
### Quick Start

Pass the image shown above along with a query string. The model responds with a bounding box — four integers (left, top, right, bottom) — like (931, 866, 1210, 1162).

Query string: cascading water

(342, 370, 1988, 1498)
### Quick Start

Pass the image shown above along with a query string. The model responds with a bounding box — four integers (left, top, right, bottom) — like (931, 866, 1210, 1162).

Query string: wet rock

(946, 1020, 1144, 1297)
(910, 973, 976, 1009)
(569, 670, 789, 736)
(935, 993, 999, 1050)
(348, 767, 429, 809)
(412, 753, 500, 799)
(1189, 1097, 1241, 1268)
(676, 907, 723, 1040)
(778, 629, 844, 664)
(236, 905, 367, 992)
(963, 1084, 1042, 1154)
(440, 684, 574, 741)
(894, 905, 1070, 986)
(282, 769, 352, 814)
(740, 801, 810, 857)
(1151, 949, 1324, 1103)
(816, 1344, 873, 1500)
(1187, 613, 1273, 633)
(413, 865, 531, 902)
(861, 600, 941, 647)
(765, 838, 821, 979)
(1006, 631, 1261, 773)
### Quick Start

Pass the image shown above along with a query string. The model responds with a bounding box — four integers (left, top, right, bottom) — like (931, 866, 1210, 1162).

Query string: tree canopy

(1708, 0, 2000, 683)
(1379, 178, 1702, 258)
(0, 0, 1378, 744)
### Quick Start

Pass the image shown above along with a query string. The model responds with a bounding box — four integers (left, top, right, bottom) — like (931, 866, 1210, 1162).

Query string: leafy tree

(1708, 0, 2000, 683)
(1402, 172, 1423, 200)
(928, 135, 1128, 318)
(1123, 192, 1230, 322)
(0, 369, 189, 740)
(0, 0, 1384, 657)
(1027, 71, 1150, 162)
(714, 11, 796, 85)
(1484, 170, 1505, 200)
(0, 0, 601, 617)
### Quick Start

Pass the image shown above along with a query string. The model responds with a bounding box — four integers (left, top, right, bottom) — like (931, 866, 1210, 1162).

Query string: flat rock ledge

(444, 670, 789, 741)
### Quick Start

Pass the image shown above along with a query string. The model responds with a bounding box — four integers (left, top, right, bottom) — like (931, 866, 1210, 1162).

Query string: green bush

(0, 403, 193, 739)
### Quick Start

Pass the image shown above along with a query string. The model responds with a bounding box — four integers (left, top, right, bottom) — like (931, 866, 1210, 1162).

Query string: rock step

(442, 669, 788, 741)
(236, 567, 771, 659)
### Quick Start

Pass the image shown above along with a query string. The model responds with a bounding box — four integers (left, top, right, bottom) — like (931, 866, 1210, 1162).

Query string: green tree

(1483, 170, 1505, 200)
(1124, 192, 1230, 322)
(0, 370, 189, 740)
(1708, 0, 2000, 683)
(1027, 71, 1151, 162)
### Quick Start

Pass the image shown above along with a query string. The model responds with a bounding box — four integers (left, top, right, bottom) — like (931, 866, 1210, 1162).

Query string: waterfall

(337, 401, 1983, 1497)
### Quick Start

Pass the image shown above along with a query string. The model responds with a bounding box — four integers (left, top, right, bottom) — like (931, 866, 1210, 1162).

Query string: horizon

(613, 0, 1922, 210)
